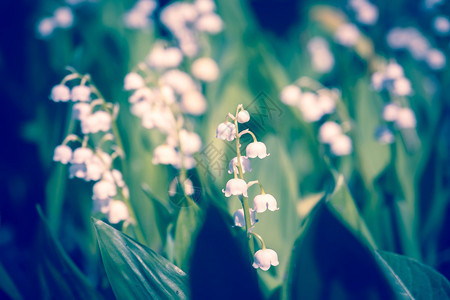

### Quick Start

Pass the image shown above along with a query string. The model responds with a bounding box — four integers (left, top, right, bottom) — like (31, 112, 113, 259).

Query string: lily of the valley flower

(246, 141, 270, 159)
(228, 156, 252, 174)
(253, 193, 279, 213)
(53, 145, 72, 164)
(216, 121, 236, 141)
(51, 84, 71, 102)
(252, 248, 279, 271)
(71, 85, 91, 102)
(222, 178, 248, 197)
(124, 72, 145, 90)
(106, 200, 129, 224)
(237, 110, 250, 123)
(234, 208, 256, 228)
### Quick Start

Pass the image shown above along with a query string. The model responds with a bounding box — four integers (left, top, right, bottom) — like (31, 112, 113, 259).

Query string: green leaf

(36, 206, 101, 300)
(93, 218, 189, 300)
(287, 201, 399, 300)
(0, 263, 22, 300)
(376, 251, 450, 299)
(189, 204, 263, 299)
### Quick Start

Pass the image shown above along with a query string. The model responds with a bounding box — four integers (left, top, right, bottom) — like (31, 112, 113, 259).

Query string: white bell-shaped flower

(246, 142, 269, 159)
(124, 72, 145, 90)
(180, 90, 207, 115)
(160, 70, 197, 94)
(222, 178, 248, 197)
(53, 145, 72, 164)
(195, 13, 223, 34)
(103, 169, 125, 188)
(129, 87, 154, 104)
(93, 180, 117, 201)
(253, 193, 278, 213)
(280, 85, 302, 106)
(107, 200, 129, 224)
(382, 103, 400, 122)
(194, 0, 215, 13)
(228, 156, 252, 174)
(81, 111, 112, 134)
(392, 78, 412, 96)
(252, 248, 279, 271)
(71, 85, 91, 102)
(191, 57, 219, 82)
(71, 147, 93, 164)
(233, 208, 256, 227)
(319, 121, 342, 144)
(152, 145, 179, 165)
(334, 23, 360, 46)
(147, 44, 183, 70)
(84, 152, 111, 182)
(37, 17, 55, 38)
(53, 7, 73, 28)
(395, 107, 416, 129)
(330, 134, 353, 156)
(317, 93, 336, 114)
(216, 122, 236, 141)
(51, 85, 71, 102)
(237, 110, 250, 123)
(179, 130, 202, 154)
(72, 102, 91, 120)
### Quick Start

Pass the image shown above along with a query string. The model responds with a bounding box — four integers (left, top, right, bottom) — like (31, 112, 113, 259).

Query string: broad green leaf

(189, 204, 263, 299)
(0, 263, 22, 300)
(287, 201, 400, 300)
(93, 219, 189, 300)
(376, 251, 450, 299)
(37, 207, 101, 300)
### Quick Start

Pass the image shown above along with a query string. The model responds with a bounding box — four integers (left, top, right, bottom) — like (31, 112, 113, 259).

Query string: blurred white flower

(433, 16, 450, 35)
(426, 49, 446, 70)
(234, 208, 256, 227)
(124, 72, 145, 90)
(222, 178, 248, 197)
(374, 126, 395, 144)
(93, 180, 117, 201)
(71, 85, 91, 102)
(237, 110, 250, 123)
(71, 147, 94, 164)
(297, 92, 324, 122)
(228, 156, 252, 174)
(146, 44, 183, 69)
(53, 7, 74, 28)
(180, 90, 207, 115)
(253, 193, 278, 213)
(330, 134, 352, 156)
(195, 13, 224, 34)
(334, 23, 360, 46)
(81, 111, 112, 134)
(280, 85, 302, 106)
(72, 102, 91, 120)
(308, 37, 335, 73)
(216, 122, 236, 141)
(246, 142, 270, 159)
(53, 145, 72, 164)
(252, 249, 279, 271)
(107, 200, 129, 224)
(152, 144, 179, 165)
(103, 169, 125, 188)
(395, 107, 416, 129)
(179, 130, 202, 154)
(195, 0, 216, 14)
(383, 103, 400, 122)
(392, 77, 412, 96)
(191, 57, 219, 82)
(317, 93, 336, 114)
(51, 85, 71, 102)
(160, 70, 197, 94)
(69, 163, 87, 179)
(129, 87, 153, 104)
(37, 17, 56, 38)
(385, 62, 404, 79)
(319, 121, 342, 144)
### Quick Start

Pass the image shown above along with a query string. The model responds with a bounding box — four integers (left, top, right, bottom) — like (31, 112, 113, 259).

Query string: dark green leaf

(93, 219, 189, 300)
(376, 251, 450, 299)
(0, 263, 22, 300)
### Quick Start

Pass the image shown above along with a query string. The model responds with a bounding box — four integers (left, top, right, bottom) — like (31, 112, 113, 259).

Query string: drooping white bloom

(246, 142, 269, 159)
(195, 0, 216, 13)
(84, 152, 112, 182)
(71, 85, 91, 102)
(319, 121, 342, 144)
(330, 134, 353, 156)
(280, 85, 301, 106)
(51, 85, 71, 102)
(179, 130, 202, 154)
(433, 16, 450, 35)
(131, 100, 152, 117)
(123, 10, 151, 29)
(72, 102, 91, 120)
(228, 156, 252, 174)
(392, 78, 412, 96)
(395, 108, 416, 129)
(195, 13, 223, 34)
(253, 193, 279, 213)
(160, 70, 197, 94)
(124, 72, 145, 90)
(222, 178, 248, 197)
(191, 57, 219, 82)
(53, 145, 72, 164)
(81, 111, 112, 134)
(334, 23, 360, 46)
(297, 92, 324, 122)
(103, 169, 125, 188)
(252, 249, 279, 271)
(129, 87, 154, 104)
(371, 72, 384, 91)
(307, 37, 334, 74)
(374, 126, 395, 144)
(93, 180, 117, 201)
(385, 62, 404, 79)
(180, 90, 207, 115)
(183, 178, 195, 196)
(53, 7, 74, 28)
(234, 208, 256, 227)
(141, 106, 177, 133)
(237, 110, 250, 123)
(37, 17, 55, 38)
(71, 147, 94, 164)
(354, 2, 378, 25)
(146, 44, 183, 69)
(152, 145, 179, 165)
(426, 49, 446, 70)
(216, 122, 236, 141)
(107, 200, 129, 224)
(382, 103, 400, 122)
(317, 93, 336, 114)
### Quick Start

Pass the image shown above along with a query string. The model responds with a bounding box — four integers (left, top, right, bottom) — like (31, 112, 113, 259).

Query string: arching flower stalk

(124, 0, 223, 203)
(51, 69, 145, 242)
(217, 104, 279, 271)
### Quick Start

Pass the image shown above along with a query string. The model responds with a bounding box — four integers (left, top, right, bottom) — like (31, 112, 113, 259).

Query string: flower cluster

(280, 77, 353, 156)
(51, 71, 130, 225)
(371, 61, 412, 96)
(387, 27, 446, 70)
(125, 0, 223, 200)
(123, 0, 158, 29)
(217, 104, 279, 271)
(37, 6, 74, 38)
(307, 37, 335, 74)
